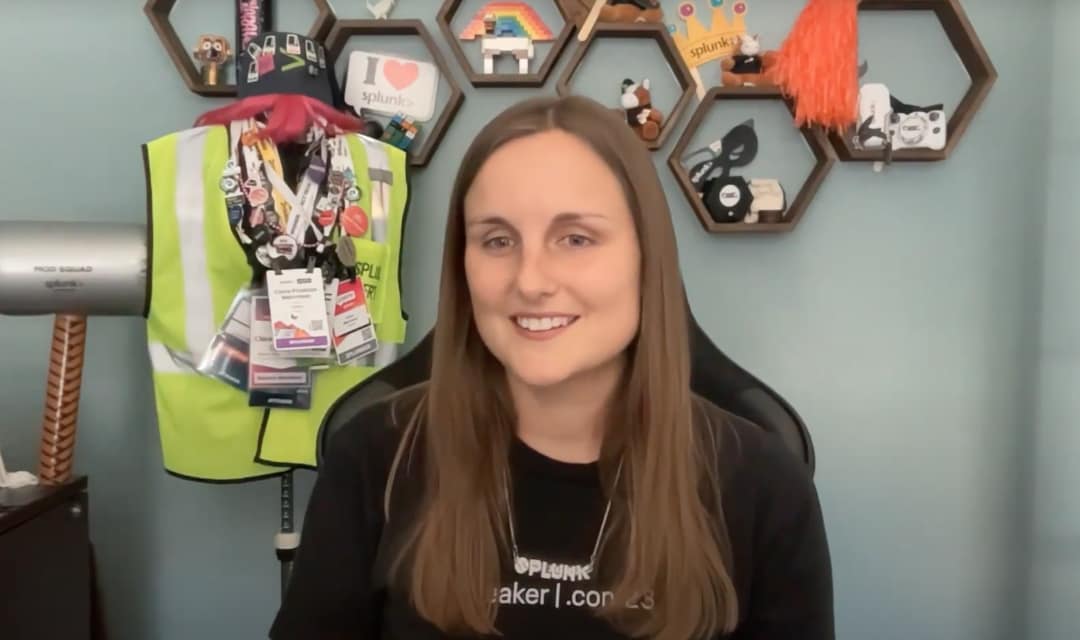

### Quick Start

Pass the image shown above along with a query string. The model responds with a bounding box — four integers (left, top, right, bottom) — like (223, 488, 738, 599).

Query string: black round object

(362, 120, 384, 139)
(703, 175, 752, 223)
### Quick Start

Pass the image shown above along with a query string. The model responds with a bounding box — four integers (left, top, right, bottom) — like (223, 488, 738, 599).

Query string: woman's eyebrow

(466, 215, 511, 228)
(552, 211, 608, 223)
(465, 211, 609, 228)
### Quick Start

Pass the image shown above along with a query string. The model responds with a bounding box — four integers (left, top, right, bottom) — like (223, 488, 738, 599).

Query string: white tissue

(0, 445, 39, 489)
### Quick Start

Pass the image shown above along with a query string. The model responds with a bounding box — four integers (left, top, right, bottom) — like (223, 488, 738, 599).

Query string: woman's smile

(511, 314, 580, 340)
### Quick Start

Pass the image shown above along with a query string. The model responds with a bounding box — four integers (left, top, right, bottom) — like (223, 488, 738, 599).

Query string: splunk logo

(514, 555, 592, 583)
(689, 35, 740, 62)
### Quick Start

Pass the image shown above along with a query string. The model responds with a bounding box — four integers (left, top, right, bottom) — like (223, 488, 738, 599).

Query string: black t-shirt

(269, 391, 834, 639)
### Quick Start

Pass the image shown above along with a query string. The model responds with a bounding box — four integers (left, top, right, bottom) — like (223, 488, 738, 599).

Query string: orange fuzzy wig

(770, 0, 859, 133)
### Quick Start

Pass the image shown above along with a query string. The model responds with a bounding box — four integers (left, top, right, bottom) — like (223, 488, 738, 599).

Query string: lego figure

(381, 113, 421, 151)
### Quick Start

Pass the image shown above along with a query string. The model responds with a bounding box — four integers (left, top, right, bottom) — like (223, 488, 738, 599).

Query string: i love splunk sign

(343, 51, 439, 121)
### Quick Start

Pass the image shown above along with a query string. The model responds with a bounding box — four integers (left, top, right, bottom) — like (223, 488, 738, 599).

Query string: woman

(269, 95, 834, 639)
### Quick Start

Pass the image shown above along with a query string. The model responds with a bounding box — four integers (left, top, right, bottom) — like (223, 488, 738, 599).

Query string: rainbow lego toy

(459, 2, 555, 41)
(458, 1, 555, 75)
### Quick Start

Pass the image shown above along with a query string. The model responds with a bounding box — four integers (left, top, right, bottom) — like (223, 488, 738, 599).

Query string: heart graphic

(383, 59, 419, 90)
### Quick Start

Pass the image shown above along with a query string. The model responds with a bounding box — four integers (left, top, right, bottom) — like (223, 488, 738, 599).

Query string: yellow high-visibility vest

(141, 124, 409, 481)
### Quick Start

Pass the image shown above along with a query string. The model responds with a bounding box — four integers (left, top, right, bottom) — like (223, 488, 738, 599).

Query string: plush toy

(620, 77, 663, 142)
(720, 34, 779, 88)
(558, 0, 664, 27)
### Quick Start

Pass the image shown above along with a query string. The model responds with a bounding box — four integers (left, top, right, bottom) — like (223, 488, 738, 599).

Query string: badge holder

(248, 293, 313, 410)
(197, 287, 255, 391)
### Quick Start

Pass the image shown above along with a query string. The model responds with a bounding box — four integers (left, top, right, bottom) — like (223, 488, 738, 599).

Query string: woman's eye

(483, 236, 512, 250)
(563, 234, 592, 248)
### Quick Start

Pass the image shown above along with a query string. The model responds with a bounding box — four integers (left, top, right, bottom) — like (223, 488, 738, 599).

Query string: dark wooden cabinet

(0, 476, 91, 640)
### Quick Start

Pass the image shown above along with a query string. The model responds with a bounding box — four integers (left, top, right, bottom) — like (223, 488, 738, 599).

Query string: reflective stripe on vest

(143, 126, 409, 481)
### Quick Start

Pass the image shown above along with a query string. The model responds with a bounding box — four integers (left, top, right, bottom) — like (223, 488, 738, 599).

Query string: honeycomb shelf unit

(831, 0, 997, 162)
(437, 0, 573, 87)
(668, 86, 836, 234)
(144, 0, 336, 98)
(556, 22, 696, 152)
(324, 19, 465, 169)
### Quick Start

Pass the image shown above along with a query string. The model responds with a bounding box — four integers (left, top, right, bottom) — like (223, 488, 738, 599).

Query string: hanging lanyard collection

(199, 120, 385, 401)
(220, 118, 373, 281)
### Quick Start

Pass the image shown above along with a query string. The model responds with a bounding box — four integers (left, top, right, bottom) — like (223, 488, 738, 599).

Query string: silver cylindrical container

(0, 221, 147, 316)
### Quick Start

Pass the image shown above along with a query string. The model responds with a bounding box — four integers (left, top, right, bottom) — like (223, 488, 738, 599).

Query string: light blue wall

(0, 0, 1057, 638)
(1026, 1, 1080, 639)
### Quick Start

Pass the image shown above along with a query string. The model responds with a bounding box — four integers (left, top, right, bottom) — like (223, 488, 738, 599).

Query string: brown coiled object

(37, 313, 87, 485)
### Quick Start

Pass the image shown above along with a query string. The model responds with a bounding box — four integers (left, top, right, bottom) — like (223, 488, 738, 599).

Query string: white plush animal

(367, 0, 397, 19)
(738, 33, 762, 56)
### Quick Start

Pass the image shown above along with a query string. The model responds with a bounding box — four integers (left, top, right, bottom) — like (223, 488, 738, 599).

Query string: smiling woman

(464, 128, 642, 405)
(270, 94, 834, 640)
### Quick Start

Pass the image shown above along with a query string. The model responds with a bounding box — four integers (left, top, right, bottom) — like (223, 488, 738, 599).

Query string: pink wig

(195, 93, 365, 144)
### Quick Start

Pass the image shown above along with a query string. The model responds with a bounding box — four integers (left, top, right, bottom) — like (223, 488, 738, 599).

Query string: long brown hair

(386, 94, 739, 639)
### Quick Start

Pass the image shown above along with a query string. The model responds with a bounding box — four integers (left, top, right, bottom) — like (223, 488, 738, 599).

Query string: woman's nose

(513, 244, 557, 300)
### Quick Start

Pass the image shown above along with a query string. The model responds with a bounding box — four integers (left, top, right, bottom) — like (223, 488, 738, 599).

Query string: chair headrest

(318, 312, 814, 473)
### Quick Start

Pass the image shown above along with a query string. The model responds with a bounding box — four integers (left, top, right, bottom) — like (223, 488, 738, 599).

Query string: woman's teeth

(515, 316, 574, 332)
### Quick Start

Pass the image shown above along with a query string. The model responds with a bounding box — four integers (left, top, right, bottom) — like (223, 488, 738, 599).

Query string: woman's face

(463, 128, 642, 391)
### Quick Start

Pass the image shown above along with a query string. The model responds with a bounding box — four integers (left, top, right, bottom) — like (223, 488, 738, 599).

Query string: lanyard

(237, 122, 281, 233)
(219, 123, 395, 283)
(254, 134, 289, 231)
(224, 121, 251, 243)
(261, 148, 322, 244)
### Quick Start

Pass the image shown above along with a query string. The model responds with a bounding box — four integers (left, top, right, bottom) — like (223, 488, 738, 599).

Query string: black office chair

(317, 306, 815, 474)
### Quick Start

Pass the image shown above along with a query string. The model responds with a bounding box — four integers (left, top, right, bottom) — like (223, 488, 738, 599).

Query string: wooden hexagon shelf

(437, 0, 573, 87)
(668, 87, 836, 234)
(325, 19, 465, 169)
(830, 0, 997, 162)
(556, 22, 695, 151)
(144, 0, 336, 98)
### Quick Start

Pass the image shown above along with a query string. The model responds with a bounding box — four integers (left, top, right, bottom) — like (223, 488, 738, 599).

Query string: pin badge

(250, 224, 272, 245)
(341, 205, 368, 237)
(286, 34, 301, 55)
(272, 235, 299, 260)
(227, 204, 244, 226)
(255, 245, 273, 268)
(317, 209, 337, 229)
(248, 187, 269, 206)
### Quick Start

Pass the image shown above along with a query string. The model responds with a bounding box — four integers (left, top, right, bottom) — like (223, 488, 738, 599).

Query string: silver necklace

(503, 456, 624, 577)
